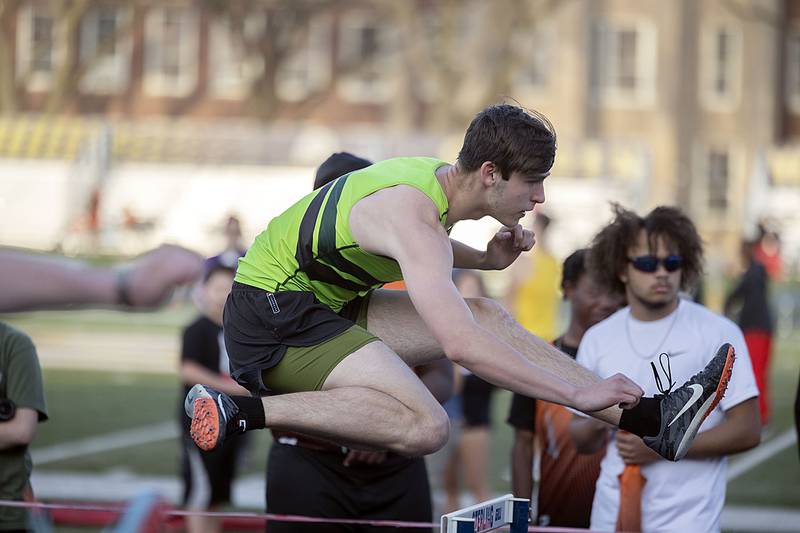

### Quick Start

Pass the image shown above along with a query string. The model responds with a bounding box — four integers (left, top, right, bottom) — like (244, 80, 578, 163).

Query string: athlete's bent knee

(403, 405, 450, 456)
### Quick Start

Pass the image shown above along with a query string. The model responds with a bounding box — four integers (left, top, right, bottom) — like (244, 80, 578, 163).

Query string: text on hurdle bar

(440, 494, 530, 533)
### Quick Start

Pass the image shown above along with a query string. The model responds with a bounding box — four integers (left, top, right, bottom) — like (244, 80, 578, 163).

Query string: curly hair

(588, 204, 704, 295)
(457, 103, 556, 180)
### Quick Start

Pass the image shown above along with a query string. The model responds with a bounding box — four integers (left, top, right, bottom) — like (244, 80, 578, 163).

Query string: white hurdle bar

(440, 494, 530, 533)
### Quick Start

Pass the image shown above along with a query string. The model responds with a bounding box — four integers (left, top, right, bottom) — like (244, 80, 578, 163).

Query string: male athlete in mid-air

(186, 104, 734, 462)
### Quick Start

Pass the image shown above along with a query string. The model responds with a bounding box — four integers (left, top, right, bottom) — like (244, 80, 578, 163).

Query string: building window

(16, 4, 60, 91)
(706, 148, 730, 211)
(700, 24, 741, 111)
(209, 13, 265, 99)
(79, 6, 131, 94)
(787, 29, 800, 114)
(591, 19, 656, 107)
(31, 13, 54, 72)
(144, 6, 198, 97)
(276, 16, 332, 102)
(337, 12, 396, 103)
(511, 23, 554, 92)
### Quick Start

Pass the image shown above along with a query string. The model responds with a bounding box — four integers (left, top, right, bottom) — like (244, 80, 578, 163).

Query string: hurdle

(440, 494, 529, 533)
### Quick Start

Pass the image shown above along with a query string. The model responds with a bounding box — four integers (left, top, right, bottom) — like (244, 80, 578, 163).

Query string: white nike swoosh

(668, 383, 704, 427)
(216, 395, 228, 423)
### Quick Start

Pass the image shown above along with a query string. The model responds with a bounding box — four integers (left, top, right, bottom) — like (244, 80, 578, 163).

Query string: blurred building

(0, 0, 798, 274)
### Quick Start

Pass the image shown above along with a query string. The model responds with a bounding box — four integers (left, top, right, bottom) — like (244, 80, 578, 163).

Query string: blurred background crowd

(0, 1, 799, 532)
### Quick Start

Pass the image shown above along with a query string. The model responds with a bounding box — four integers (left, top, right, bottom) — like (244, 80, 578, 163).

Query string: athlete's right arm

(349, 187, 641, 412)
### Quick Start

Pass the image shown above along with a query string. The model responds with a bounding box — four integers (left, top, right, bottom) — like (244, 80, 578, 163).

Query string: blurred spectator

(0, 245, 203, 312)
(84, 187, 103, 252)
(86, 188, 101, 237)
(507, 213, 561, 342)
(441, 269, 495, 511)
(753, 223, 782, 281)
(507, 249, 624, 528)
(0, 322, 48, 531)
(570, 205, 760, 533)
(179, 263, 250, 533)
(724, 240, 775, 426)
(206, 215, 247, 273)
(796, 374, 800, 461)
(265, 152, 452, 532)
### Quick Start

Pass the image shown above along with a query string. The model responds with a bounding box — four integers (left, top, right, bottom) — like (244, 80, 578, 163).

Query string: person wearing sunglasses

(570, 204, 761, 533)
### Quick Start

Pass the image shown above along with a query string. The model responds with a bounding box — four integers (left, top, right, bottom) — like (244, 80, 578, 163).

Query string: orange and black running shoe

(185, 384, 247, 451)
(643, 343, 735, 461)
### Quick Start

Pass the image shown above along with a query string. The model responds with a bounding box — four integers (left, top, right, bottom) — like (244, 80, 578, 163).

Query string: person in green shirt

(0, 322, 48, 532)
(187, 103, 735, 466)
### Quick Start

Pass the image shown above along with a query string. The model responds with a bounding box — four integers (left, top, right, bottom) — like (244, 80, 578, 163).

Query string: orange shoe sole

(702, 344, 735, 426)
(190, 397, 221, 451)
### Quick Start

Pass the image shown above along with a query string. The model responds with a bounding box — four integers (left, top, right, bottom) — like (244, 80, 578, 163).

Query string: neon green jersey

(235, 157, 450, 311)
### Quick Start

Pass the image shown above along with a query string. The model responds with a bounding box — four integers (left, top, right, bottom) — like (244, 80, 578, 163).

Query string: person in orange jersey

(507, 248, 624, 527)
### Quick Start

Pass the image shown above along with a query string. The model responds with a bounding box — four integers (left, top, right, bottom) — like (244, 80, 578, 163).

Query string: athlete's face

(621, 230, 682, 312)
(489, 170, 547, 226)
(202, 270, 235, 325)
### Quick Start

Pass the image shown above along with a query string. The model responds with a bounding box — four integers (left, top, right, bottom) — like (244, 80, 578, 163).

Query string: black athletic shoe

(185, 384, 246, 451)
(643, 343, 736, 461)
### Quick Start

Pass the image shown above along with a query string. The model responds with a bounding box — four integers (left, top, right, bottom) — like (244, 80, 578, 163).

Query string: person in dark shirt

(507, 249, 624, 527)
(179, 262, 250, 533)
(725, 240, 774, 425)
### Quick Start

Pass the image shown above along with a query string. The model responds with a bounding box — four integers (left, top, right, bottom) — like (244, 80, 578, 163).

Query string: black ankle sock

(231, 396, 266, 431)
(619, 397, 662, 437)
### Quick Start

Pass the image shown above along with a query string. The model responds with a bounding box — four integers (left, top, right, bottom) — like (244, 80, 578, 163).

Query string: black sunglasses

(628, 255, 683, 273)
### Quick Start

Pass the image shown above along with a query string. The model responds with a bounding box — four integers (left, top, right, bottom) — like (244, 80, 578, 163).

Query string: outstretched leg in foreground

(365, 290, 735, 460)
(368, 290, 623, 422)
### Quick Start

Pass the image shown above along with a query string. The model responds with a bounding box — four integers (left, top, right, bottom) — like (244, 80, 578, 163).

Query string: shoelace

(650, 352, 675, 396)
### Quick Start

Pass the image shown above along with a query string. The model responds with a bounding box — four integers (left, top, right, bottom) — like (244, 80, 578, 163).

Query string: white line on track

(727, 428, 798, 482)
(31, 421, 179, 465)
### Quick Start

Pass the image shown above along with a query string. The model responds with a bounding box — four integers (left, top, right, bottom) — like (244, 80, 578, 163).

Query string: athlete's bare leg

(258, 339, 449, 456)
(367, 289, 622, 425)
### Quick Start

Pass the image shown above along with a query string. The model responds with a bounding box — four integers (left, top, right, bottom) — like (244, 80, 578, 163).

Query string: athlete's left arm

(684, 397, 761, 458)
(450, 224, 535, 270)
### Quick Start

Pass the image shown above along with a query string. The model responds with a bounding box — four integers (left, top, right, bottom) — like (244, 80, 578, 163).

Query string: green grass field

(36, 367, 273, 478)
(2, 300, 799, 531)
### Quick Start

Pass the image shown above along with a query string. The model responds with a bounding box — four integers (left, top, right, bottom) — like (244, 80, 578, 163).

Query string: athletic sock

(619, 397, 662, 437)
(231, 396, 266, 431)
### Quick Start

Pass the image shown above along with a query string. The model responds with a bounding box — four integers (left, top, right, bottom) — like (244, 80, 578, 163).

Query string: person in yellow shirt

(508, 213, 561, 341)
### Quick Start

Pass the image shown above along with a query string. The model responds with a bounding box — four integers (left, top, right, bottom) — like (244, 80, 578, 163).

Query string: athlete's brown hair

(457, 103, 556, 180)
(588, 204, 704, 295)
